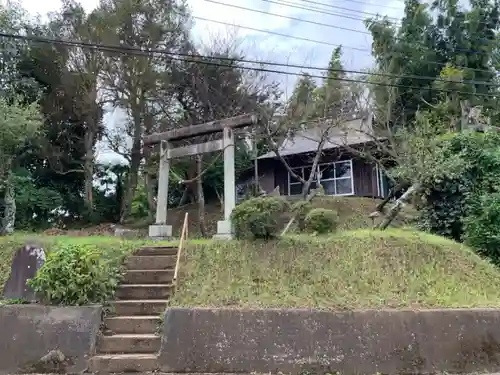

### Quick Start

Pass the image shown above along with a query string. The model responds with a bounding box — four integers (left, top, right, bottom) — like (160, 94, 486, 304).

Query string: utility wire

(2, 31, 499, 87)
(1, 31, 500, 98)
(298, 0, 496, 29)
(297, 0, 404, 11)
(203, 0, 372, 35)
(168, 54, 500, 99)
(191, 15, 368, 50)
(206, 0, 499, 55)
(259, 0, 401, 22)
(191, 15, 500, 75)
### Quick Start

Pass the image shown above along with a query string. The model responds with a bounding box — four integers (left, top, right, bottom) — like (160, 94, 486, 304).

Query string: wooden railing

(173, 212, 188, 285)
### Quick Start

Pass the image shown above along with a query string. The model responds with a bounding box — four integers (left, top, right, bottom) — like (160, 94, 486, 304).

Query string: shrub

(304, 208, 338, 234)
(463, 192, 500, 265)
(291, 200, 313, 232)
(418, 131, 500, 241)
(231, 196, 289, 239)
(28, 243, 127, 305)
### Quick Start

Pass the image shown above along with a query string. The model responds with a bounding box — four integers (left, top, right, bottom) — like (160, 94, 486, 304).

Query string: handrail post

(173, 212, 188, 284)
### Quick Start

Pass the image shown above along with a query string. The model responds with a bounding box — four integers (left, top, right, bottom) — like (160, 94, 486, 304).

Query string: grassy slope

(172, 229, 500, 309)
(158, 196, 417, 236)
(0, 235, 147, 291)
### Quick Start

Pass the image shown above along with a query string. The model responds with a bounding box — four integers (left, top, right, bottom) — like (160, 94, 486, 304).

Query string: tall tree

(265, 47, 360, 198)
(97, 0, 191, 222)
(367, 0, 500, 125)
(16, 6, 106, 222)
(166, 41, 280, 234)
(0, 98, 43, 233)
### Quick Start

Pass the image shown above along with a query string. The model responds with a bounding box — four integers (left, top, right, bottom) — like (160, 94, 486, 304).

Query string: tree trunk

(196, 154, 206, 237)
(82, 80, 99, 219)
(301, 136, 327, 199)
(369, 181, 409, 223)
(281, 188, 320, 236)
(377, 182, 421, 230)
(144, 173, 156, 220)
(1, 175, 16, 235)
(83, 131, 95, 218)
(178, 186, 190, 207)
(142, 112, 156, 219)
(120, 133, 142, 223)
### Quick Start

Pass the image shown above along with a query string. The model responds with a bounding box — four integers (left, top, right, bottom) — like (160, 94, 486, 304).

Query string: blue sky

(17, 0, 406, 163)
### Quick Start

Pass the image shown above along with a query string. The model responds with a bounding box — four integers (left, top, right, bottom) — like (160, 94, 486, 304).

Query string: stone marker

(2, 244, 46, 302)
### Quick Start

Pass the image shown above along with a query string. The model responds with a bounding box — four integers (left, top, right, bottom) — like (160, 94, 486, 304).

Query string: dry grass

(305, 196, 417, 230)
(172, 229, 500, 309)
(160, 196, 418, 237)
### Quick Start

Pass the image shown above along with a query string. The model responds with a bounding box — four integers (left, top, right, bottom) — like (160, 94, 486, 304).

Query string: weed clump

(28, 241, 136, 305)
(231, 196, 289, 240)
(304, 208, 339, 234)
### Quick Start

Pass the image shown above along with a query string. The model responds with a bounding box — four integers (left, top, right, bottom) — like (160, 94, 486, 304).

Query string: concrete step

(109, 300, 169, 316)
(88, 353, 158, 373)
(115, 284, 174, 300)
(123, 269, 174, 284)
(98, 334, 161, 354)
(104, 316, 160, 334)
(125, 255, 176, 270)
(135, 245, 177, 256)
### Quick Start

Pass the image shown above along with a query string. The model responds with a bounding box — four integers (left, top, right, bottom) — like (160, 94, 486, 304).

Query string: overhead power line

(297, 0, 404, 11)
(205, 0, 498, 56)
(202, 0, 372, 35)
(167, 55, 500, 99)
(1, 31, 499, 99)
(191, 15, 500, 76)
(258, 0, 401, 22)
(287, 0, 496, 30)
(191, 15, 367, 50)
(0, 31, 496, 87)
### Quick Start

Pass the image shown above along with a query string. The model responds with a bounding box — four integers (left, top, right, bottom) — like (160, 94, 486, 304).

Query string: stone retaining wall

(159, 308, 500, 374)
(0, 304, 101, 374)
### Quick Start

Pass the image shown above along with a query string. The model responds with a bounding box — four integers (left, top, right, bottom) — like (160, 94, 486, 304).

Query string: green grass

(0, 232, 212, 293)
(172, 229, 500, 309)
(0, 234, 148, 292)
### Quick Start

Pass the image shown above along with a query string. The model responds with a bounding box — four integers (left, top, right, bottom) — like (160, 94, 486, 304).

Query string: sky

(14, 0, 406, 163)
(16, 0, 406, 84)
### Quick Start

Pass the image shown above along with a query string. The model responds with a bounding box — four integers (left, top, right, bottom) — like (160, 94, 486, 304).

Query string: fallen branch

(377, 182, 421, 230)
(369, 181, 409, 227)
(281, 187, 322, 236)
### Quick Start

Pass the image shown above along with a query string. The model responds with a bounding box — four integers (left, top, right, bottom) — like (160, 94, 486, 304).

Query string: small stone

(40, 350, 65, 364)
(114, 227, 140, 239)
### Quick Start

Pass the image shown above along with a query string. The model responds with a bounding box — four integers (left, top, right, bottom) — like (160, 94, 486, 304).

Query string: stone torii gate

(143, 113, 259, 240)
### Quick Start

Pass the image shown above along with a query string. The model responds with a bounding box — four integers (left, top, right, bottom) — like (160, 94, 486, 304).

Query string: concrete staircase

(88, 245, 177, 373)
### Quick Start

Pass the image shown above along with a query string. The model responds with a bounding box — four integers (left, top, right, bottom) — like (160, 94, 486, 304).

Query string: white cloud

(188, 0, 307, 45)
(18, 0, 98, 18)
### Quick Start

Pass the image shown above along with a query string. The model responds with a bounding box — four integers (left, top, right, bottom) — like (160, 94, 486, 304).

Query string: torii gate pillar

(213, 126, 236, 240)
(143, 113, 258, 241)
(149, 140, 172, 239)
